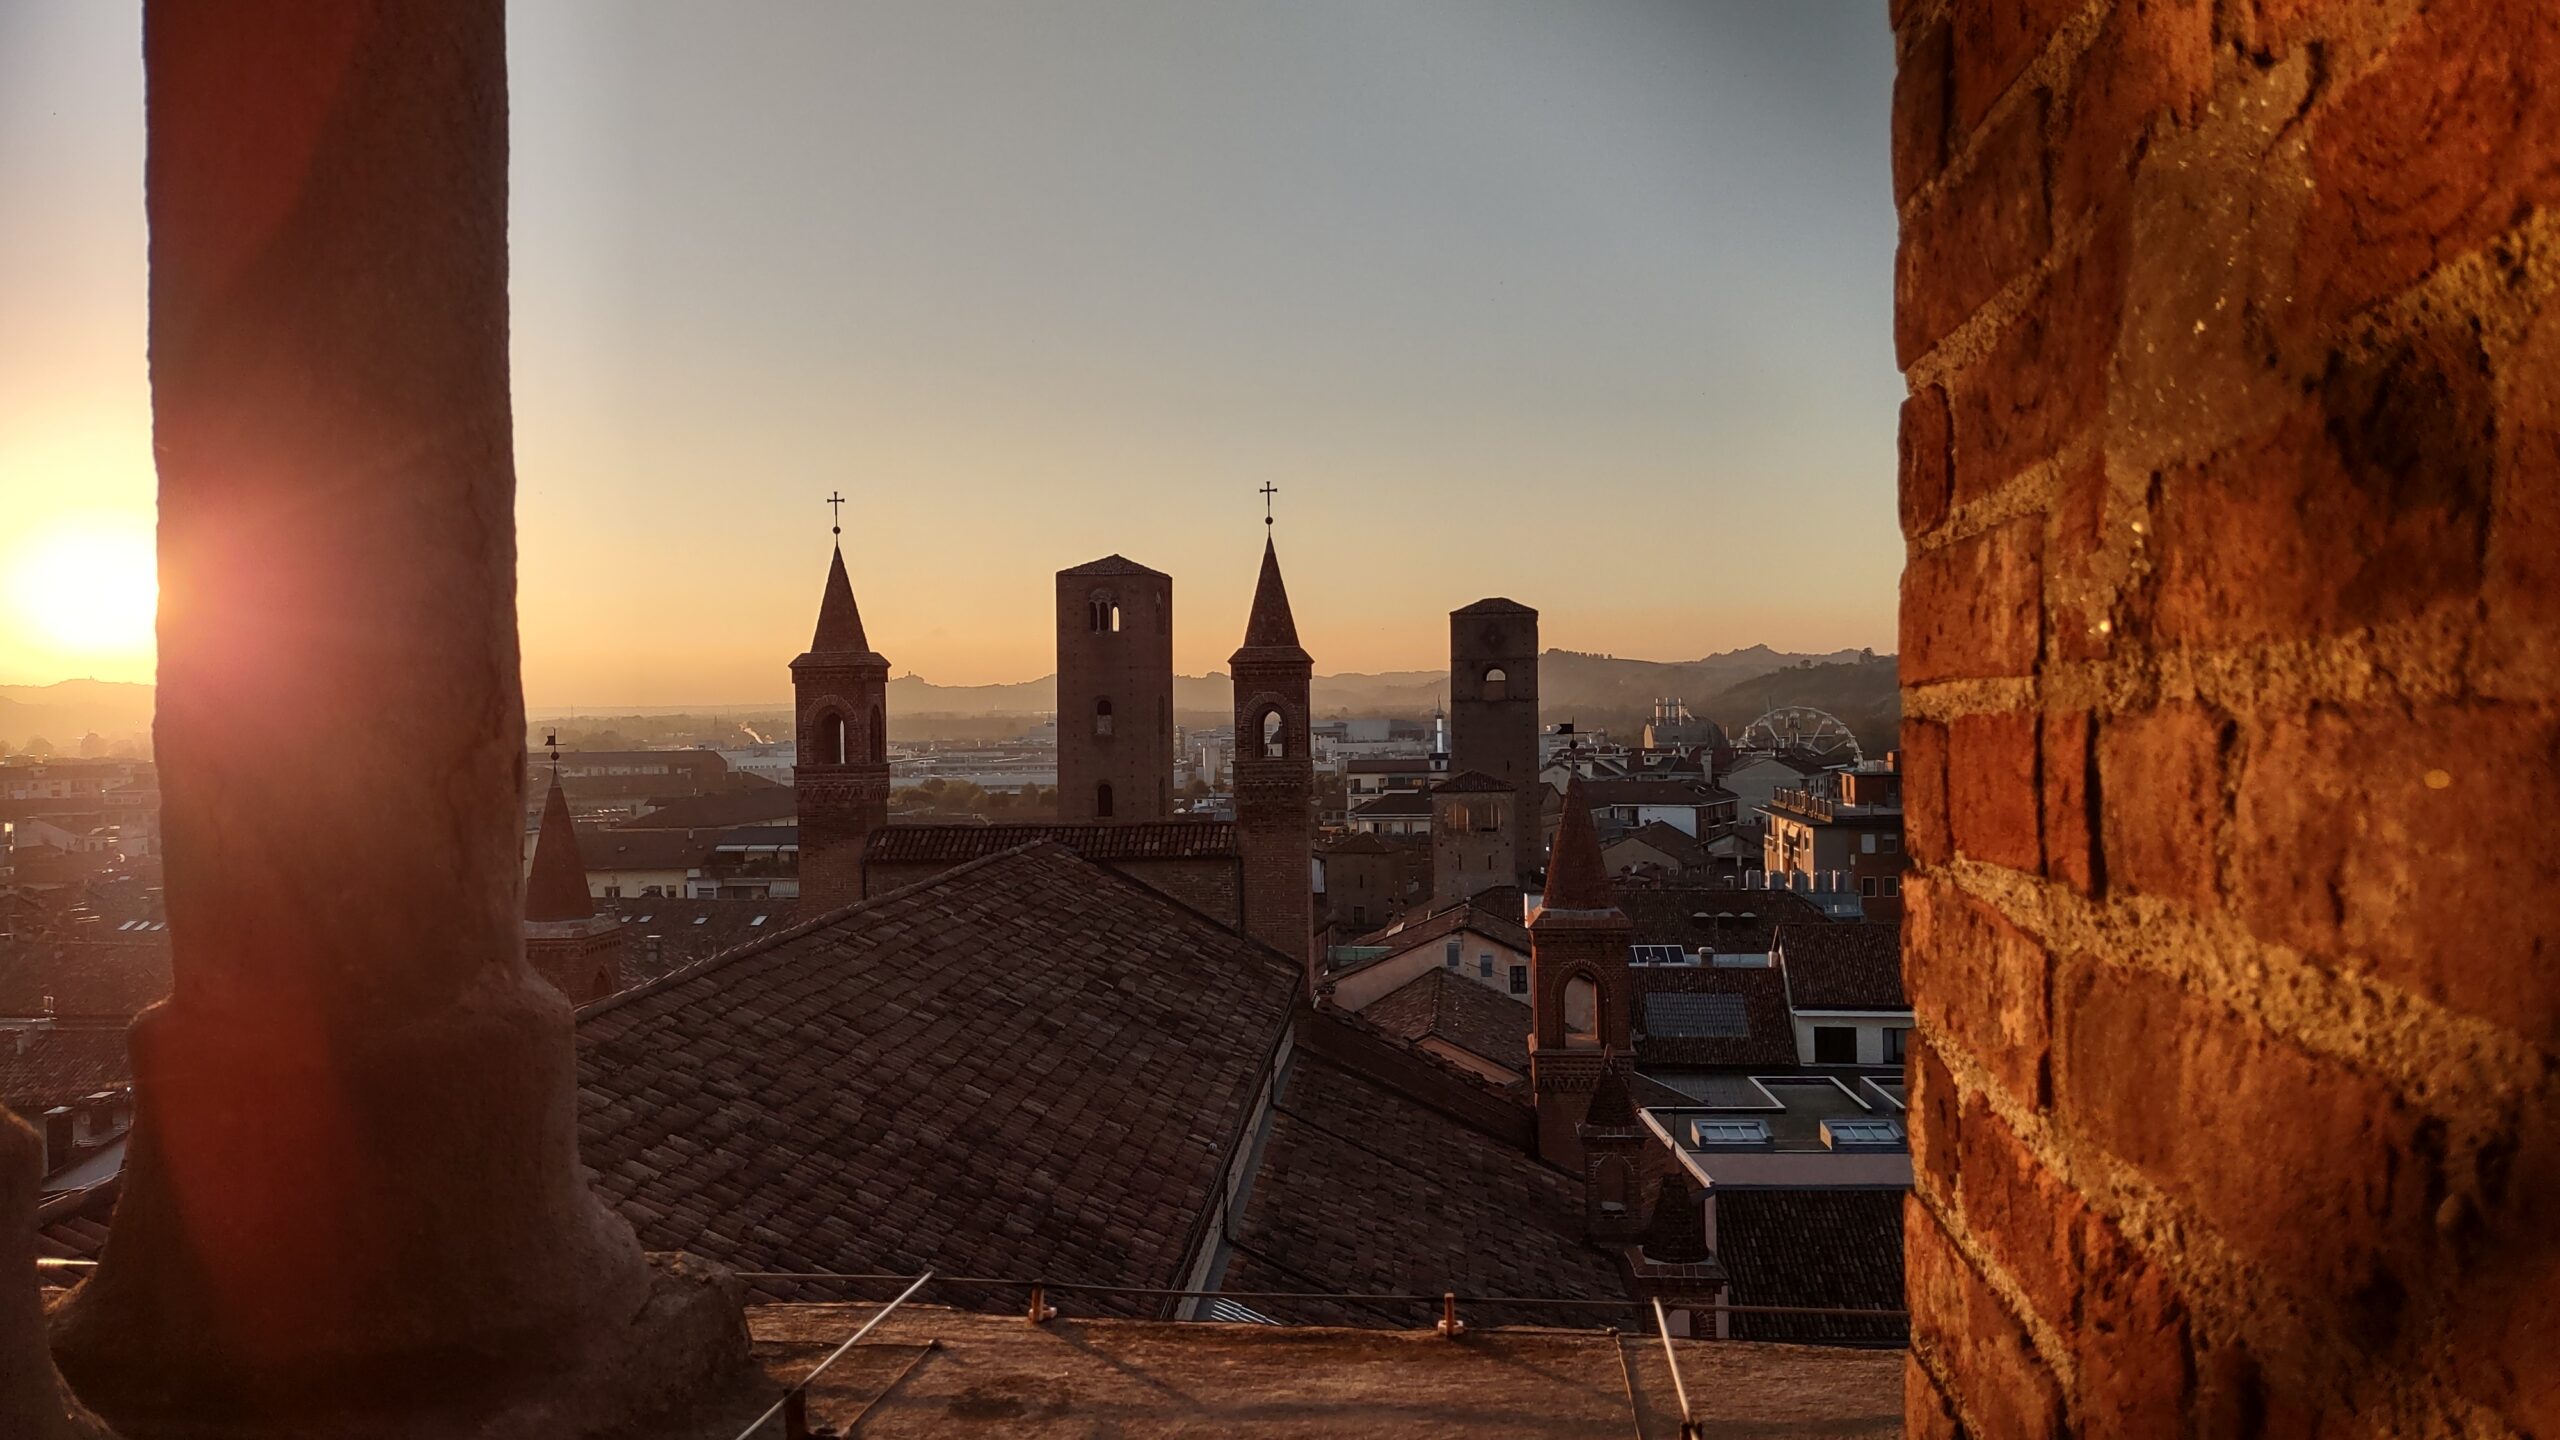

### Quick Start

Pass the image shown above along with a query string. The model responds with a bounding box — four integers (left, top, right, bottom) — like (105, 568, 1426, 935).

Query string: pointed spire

(809, 544, 871, 654)
(1639, 1175, 1711, 1264)
(1540, 773, 1613, 912)
(1583, 1053, 1637, 1129)
(1240, 537, 1302, 649)
(524, 774, 593, 923)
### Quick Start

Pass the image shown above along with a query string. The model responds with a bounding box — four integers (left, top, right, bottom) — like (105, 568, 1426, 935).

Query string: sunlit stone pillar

(51, 3, 741, 1431)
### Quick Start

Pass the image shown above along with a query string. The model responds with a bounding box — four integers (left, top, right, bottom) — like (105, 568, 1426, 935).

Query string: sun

(7, 514, 158, 665)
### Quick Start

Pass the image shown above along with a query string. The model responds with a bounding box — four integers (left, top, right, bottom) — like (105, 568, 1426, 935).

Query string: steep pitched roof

(525, 776, 596, 923)
(1631, 963, 1798, 1068)
(1361, 968, 1531, 1074)
(599, 897, 799, 986)
(576, 843, 1301, 1309)
(1583, 1055, 1637, 1129)
(806, 544, 873, 655)
(1639, 1175, 1711, 1264)
(1536, 775, 1615, 915)
(1778, 924, 1908, 1011)
(1220, 1044, 1633, 1330)
(1232, 537, 1307, 658)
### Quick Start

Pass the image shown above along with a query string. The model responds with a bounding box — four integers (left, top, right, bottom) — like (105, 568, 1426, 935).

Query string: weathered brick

(1908, 1030, 1961, 1202)
(1900, 385, 1954, 538)
(1957, 1092, 2076, 1331)
(1901, 718, 1951, 866)
(1951, 0, 2078, 134)
(1948, 710, 2039, 874)
(2055, 954, 2443, 1321)
(1898, 93, 2051, 365)
(2487, 289, 2560, 694)
(1906, 879, 2049, 1109)
(1904, 1353, 1963, 1440)
(1951, 209, 2125, 499)
(2097, 702, 2226, 910)
(1894, 17, 1954, 204)
(1900, 518, 2043, 685)
(2146, 335, 2494, 648)
(2301, 0, 2560, 320)
(2055, 0, 2213, 225)
(2048, 452, 2112, 663)
(2039, 710, 2096, 895)
(2075, 1209, 2191, 1438)
(2234, 703, 2560, 1046)
(1907, 1202, 2066, 1439)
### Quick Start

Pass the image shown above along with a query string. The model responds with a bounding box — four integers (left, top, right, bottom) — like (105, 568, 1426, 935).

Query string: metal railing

(733, 1270, 933, 1440)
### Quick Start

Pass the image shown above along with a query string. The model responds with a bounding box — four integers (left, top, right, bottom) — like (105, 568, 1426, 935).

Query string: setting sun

(6, 513, 157, 667)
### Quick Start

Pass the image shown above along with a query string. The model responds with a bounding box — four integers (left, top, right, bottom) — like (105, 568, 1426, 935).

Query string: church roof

(1431, 770, 1513, 796)
(1535, 776, 1617, 916)
(1059, 554, 1167, 579)
(1452, 597, 1537, 617)
(805, 545, 874, 656)
(525, 776, 597, 924)
(1233, 537, 1307, 659)
(865, 821, 1238, 866)
(575, 842, 1303, 1310)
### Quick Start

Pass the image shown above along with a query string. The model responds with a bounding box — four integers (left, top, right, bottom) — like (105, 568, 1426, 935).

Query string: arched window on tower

(1564, 974, 1599, 1047)
(1260, 707, 1284, 758)
(1094, 697, 1114, 737)
(1096, 781, 1115, 818)
(823, 713, 848, 766)
(1484, 666, 1509, 702)
(869, 705, 886, 764)
(1110, 603, 1123, 633)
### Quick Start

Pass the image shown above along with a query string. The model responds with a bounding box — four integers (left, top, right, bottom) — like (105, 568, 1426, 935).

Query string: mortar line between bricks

(1917, 1021, 2529, 1440)
(1934, 860, 2548, 1110)
(1913, 1188, 2084, 1415)
(1901, 440, 2081, 559)
(1891, 0, 2109, 238)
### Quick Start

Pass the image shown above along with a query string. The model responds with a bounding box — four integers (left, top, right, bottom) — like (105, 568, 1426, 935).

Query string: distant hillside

(0, 680, 157, 753)
(1697, 655, 1902, 757)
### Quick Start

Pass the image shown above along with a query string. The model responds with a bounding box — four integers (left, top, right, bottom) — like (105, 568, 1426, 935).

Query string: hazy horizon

(2, 3, 1901, 707)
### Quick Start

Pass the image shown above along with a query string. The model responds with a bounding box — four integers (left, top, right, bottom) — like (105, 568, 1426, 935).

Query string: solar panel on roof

(1642, 992, 1750, 1037)
(1628, 943, 1687, 966)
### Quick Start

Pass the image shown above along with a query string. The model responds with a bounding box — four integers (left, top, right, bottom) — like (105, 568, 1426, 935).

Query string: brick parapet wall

(1892, 1, 2557, 1434)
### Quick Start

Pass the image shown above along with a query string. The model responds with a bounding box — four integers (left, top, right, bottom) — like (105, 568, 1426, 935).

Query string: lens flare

(6, 513, 158, 663)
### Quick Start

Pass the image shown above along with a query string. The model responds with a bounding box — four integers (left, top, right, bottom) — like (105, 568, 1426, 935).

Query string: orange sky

(1, 3, 1902, 708)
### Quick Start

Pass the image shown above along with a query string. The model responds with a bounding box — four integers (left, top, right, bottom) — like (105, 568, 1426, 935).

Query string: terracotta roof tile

(575, 843, 1300, 1311)
(1536, 776, 1614, 914)
(1430, 770, 1513, 795)
(1779, 924, 1907, 1011)
(864, 821, 1237, 865)
(1360, 969, 1530, 1074)
(1715, 1189, 1908, 1343)
(526, 777, 596, 923)
(1631, 964, 1798, 1068)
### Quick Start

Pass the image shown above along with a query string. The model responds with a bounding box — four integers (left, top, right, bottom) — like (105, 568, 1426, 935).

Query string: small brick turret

(1579, 1053, 1645, 1243)
(793, 544, 890, 912)
(1231, 537, 1314, 987)
(524, 772, 622, 1004)
(1630, 1174, 1725, 1338)
(1527, 776, 1633, 1169)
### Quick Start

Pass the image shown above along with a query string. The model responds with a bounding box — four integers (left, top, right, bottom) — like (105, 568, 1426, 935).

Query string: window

(1813, 1025, 1858, 1064)
(1088, 597, 1110, 632)
(1883, 876, 1902, 896)
(1096, 782, 1114, 818)
(1881, 834, 1899, 854)
(1564, 975, 1598, 1043)
(1094, 697, 1114, 736)
(602, 884, 622, 899)
(1478, 953, 1493, 978)
(1883, 1026, 1909, 1063)
(1861, 876, 1879, 897)
(1444, 938, 1461, 969)
(1509, 964, 1528, 995)
(1862, 832, 1878, 853)
(1110, 603, 1122, 632)
(1483, 666, 1508, 702)
(823, 712, 848, 766)
(1351, 905, 1367, 926)
(1261, 708, 1284, 758)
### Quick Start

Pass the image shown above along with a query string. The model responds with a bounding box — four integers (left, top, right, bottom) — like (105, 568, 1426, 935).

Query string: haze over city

(0, 2, 1899, 704)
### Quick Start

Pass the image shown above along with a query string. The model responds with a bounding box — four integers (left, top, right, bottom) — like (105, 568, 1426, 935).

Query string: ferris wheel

(1739, 706, 1863, 761)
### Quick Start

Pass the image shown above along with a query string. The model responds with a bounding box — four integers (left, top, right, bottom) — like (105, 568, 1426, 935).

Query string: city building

(1448, 598, 1543, 888)
(1759, 755, 1905, 920)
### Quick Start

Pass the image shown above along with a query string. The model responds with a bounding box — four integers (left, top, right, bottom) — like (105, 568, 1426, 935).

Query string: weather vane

(545, 730, 560, 779)
(826, 490, 846, 539)
(1258, 481, 1278, 528)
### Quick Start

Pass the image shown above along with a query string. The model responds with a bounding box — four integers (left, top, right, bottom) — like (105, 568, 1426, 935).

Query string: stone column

(50, 3, 739, 1432)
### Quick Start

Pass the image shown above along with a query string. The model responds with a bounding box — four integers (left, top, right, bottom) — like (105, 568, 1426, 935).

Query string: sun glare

(7, 514, 158, 663)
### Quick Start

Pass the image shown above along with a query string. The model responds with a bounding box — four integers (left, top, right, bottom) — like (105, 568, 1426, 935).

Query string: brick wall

(1893, 1, 2557, 1433)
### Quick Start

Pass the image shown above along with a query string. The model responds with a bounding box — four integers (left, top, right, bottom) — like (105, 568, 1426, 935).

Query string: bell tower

(1450, 598, 1541, 886)
(1528, 774, 1633, 1169)
(793, 500, 890, 913)
(1231, 507, 1314, 987)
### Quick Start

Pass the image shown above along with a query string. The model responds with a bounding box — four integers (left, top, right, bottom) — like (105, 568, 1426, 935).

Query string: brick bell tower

(1528, 774, 1633, 1169)
(1449, 598, 1541, 887)
(792, 514, 890, 913)
(1230, 524, 1315, 986)
(524, 758, 623, 1004)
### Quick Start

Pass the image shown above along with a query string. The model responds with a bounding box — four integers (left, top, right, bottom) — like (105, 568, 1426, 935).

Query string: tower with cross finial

(1230, 494, 1316, 987)
(792, 494, 891, 911)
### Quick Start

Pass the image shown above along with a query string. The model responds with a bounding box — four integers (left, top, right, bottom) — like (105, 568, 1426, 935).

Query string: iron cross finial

(826, 490, 846, 538)
(1258, 481, 1278, 527)
(545, 730, 560, 779)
